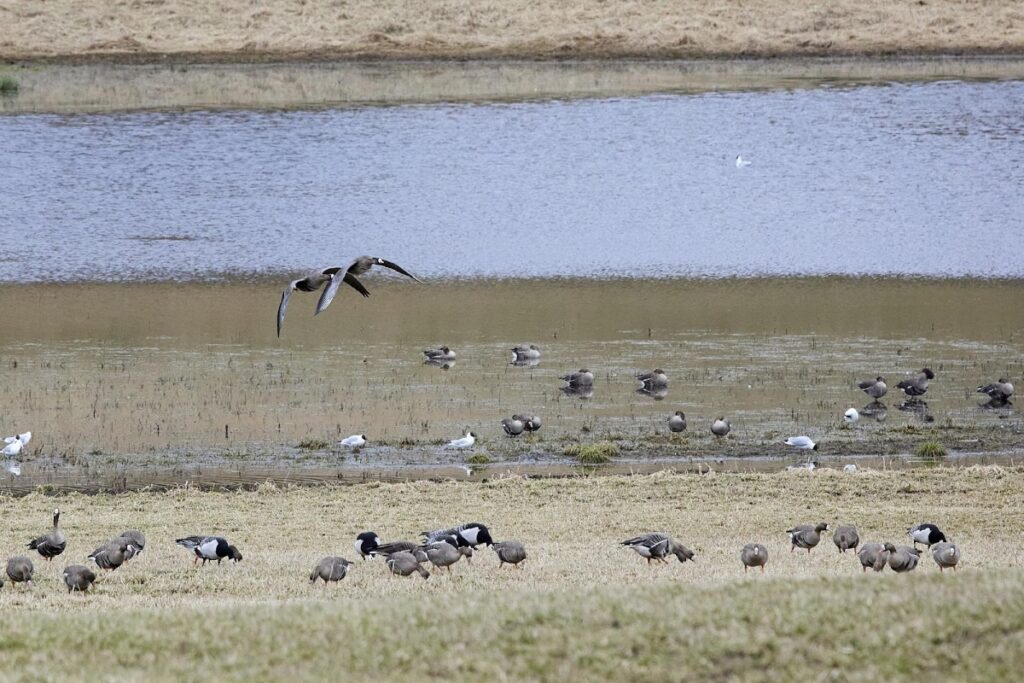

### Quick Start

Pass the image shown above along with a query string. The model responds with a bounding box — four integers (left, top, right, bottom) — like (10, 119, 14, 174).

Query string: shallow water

(3, 79, 1024, 281)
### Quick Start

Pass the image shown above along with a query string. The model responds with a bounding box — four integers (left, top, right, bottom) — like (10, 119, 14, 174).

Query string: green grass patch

(0, 76, 18, 95)
(297, 438, 330, 450)
(564, 442, 619, 463)
(916, 441, 947, 458)
(465, 453, 491, 465)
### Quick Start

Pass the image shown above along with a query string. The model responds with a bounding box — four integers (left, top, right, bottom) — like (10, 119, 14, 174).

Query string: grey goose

(888, 545, 921, 573)
(931, 542, 961, 571)
(89, 537, 138, 571)
(501, 416, 525, 437)
(896, 368, 934, 398)
(787, 523, 828, 553)
(492, 541, 527, 568)
(740, 543, 768, 573)
(668, 411, 687, 433)
(857, 542, 896, 572)
(28, 509, 66, 561)
(310, 556, 353, 584)
(711, 417, 731, 437)
(5, 556, 34, 587)
(386, 551, 430, 579)
(857, 376, 888, 400)
(621, 533, 695, 565)
(63, 565, 97, 593)
(832, 525, 860, 553)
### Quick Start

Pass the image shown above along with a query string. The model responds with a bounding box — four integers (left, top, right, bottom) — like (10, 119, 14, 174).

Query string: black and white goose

(354, 531, 381, 560)
(621, 533, 696, 565)
(907, 523, 947, 549)
(422, 522, 493, 549)
(896, 368, 934, 398)
(276, 256, 421, 337)
(176, 536, 243, 565)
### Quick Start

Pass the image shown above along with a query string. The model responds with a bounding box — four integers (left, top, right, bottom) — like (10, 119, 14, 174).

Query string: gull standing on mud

(843, 408, 859, 424)
(276, 256, 421, 337)
(339, 434, 366, 449)
(785, 436, 818, 451)
(444, 431, 477, 450)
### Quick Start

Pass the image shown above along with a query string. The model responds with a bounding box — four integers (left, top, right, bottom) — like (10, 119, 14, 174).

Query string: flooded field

(0, 278, 1020, 491)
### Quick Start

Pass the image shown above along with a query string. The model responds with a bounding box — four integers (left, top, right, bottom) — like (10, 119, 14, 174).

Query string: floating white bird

(445, 431, 477, 449)
(843, 408, 859, 424)
(785, 436, 818, 450)
(735, 155, 752, 168)
(3, 431, 31, 446)
(339, 434, 366, 448)
(843, 464, 858, 473)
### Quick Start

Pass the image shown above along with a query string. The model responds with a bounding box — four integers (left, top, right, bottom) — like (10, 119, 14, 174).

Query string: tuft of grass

(297, 438, 329, 450)
(465, 453, 491, 465)
(916, 441, 947, 458)
(564, 442, 619, 463)
(0, 76, 18, 95)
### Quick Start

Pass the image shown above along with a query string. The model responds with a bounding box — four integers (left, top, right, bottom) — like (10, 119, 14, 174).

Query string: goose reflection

(860, 401, 888, 422)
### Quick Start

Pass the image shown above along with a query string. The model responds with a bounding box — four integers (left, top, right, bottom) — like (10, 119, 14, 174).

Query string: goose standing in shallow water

(711, 417, 731, 437)
(858, 542, 896, 572)
(423, 346, 456, 363)
(833, 525, 860, 553)
(310, 557, 353, 584)
(520, 414, 542, 434)
(636, 369, 669, 392)
(560, 369, 594, 388)
(977, 378, 1014, 403)
(908, 523, 947, 549)
(741, 543, 768, 573)
(857, 377, 888, 400)
(896, 368, 934, 398)
(621, 533, 695, 565)
(28, 509, 66, 562)
(276, 256, 421, 337)
(63, 564, 97, 593)
(668, 411, 687, 433)
(176, 536, 243, 565)
(511, 345, 541, 364)
(787, 523, 828, 553)
(6, 556, 34, 587)
(888, 545, 921, 573)
(931, 542, 961, 571)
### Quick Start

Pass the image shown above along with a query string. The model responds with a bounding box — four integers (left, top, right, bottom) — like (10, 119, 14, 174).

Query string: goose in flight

(276, 256, 421, 337)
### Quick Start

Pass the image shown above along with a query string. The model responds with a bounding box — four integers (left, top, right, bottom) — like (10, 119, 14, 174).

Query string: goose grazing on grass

(636, 369, 669, 391)
(711, 417, 731, 438)
(89, 537, 138, 572)
(423, 536, 473, 572)
(492, 541, 527, 568)
(511, 345, 541, 364)
(63, 565, 97, 593)
(339, 434, 367, 449)
(560, 369, 594, 388)
(373, 540, 423, 559)
(353, 531, 381, 560)
(896, 368, 934, 398)
(785, 436, 818, 451)
(621, 533, 696, 565)
(277, 256, 421, 337)
(858, 377, 888, 400)
(423, 522, 493, 549)
(888, 545, 921, 573)
(386, 551, 430, 579)
(740, 543, 768, 573)
(931, 541, 961, 572)
(176, 536, 243, 565)
(6, 556, 34, 587)
(977, 378, 1014, 402)
(28, 509, 66, 562)
(423, 346, 456, 362)
(833, 525, 860, 554)
(858, 542, 896, 572)
(444, 431, 477, 450)
(118, 530, 146, 560)
(310, 557, 353, 584)
(667, 411, 687, 433)
(501, 416, 525, 437)
(843, 408, 859, 424)
(787, 523, 828, 553)
(907, 523, 947, 549)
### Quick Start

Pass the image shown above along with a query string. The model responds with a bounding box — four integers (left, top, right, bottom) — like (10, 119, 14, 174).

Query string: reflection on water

(3, 80, 1024, 281)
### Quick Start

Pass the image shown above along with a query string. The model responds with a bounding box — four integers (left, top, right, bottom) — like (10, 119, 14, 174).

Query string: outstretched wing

(315, 260, 361, 315)
(377, 258, 422, 283)
(277, 284, 296, 338)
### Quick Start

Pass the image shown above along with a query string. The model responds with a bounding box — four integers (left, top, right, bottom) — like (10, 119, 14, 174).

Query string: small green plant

(916, 441, 947, 458)
(466, 453, 491, 465)
(297, 438, 329, 450)
(564, 442, 619, 464)
(0, 76, 18, 95)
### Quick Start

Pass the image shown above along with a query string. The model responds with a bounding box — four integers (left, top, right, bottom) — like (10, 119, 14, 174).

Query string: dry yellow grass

(1, 468, 1023, 679)
(2, 1, 1023, 61)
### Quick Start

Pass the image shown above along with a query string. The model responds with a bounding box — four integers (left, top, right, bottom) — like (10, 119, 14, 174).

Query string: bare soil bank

(1, 1, 1023, 63)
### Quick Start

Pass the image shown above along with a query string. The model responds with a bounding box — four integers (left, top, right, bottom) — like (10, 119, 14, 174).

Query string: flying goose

(5, 556, 34, 586)
(787, 523, 828, 553)
(353, 531, 381, 560)
(276, 256, 421, 337)
(637, 369, 669, 391)
(423, 536, 473, 572)
(711, 417, 731, 437)
(888, 545, 921, 573)
(907, 523, 947, 549)
(310, 556, 353, 584)
(89, 537, 138, 571)
(492, 541, 527, 568)
(423, 523, 493, 548)
(977, 378, 1014, 401)
(833, 525, 860, 554)
(740, 543, 768, 573)
(667, 411, 687, 433)
(511, 345, 541, 364)
(735, 155, 752, 167)
(896, 368, 935, 398)
(857, 542, 896, 572)
(386, 550, 430, 579)
(857, 377, 888, 400)
(28, 509, 66, 561)
(423, 346, 456, 362)
(785, 436, 818, 451)
(621, 533, 695, 565)
(63, 565, 97, 593)
(176, 536, 243, 565)
(931, 541, 961, 571)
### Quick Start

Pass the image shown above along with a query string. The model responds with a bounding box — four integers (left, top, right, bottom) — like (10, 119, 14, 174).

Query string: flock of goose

(1, 509, 962, 595)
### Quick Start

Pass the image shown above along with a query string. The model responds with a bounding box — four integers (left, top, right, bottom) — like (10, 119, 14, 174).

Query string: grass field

(1, 466, 1022, 680)
(2, 0, 1024, 62)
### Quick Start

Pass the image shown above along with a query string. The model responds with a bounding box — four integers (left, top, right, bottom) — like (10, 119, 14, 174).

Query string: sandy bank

(2, 1, 1024, 63)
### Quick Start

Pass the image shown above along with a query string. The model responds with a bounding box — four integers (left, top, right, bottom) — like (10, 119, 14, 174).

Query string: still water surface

(3, 78, 1023, 281)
